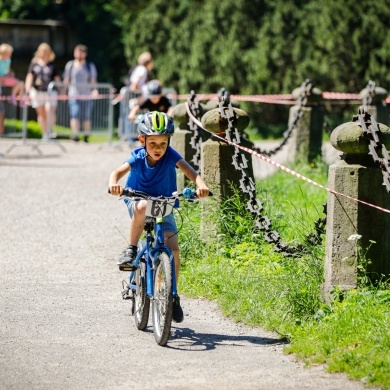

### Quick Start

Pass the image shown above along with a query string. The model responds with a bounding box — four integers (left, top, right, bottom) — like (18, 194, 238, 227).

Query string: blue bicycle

(118, 187, 200, 346)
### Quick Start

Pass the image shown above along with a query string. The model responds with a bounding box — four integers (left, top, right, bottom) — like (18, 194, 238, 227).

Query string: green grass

(4, 118, 115, 143)
(178, 160, 390, 390)
(287, 289, 390, 388)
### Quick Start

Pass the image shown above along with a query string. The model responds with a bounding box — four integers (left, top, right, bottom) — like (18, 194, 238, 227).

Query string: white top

(129, 65, 148, 91)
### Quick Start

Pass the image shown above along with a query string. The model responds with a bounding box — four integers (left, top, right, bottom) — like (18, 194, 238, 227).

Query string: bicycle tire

(152, 252, 173, 346)
(134, 260, 150, 330)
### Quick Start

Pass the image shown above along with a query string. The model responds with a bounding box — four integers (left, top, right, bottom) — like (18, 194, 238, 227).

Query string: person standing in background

(63, 44, 98, 142)
(0, 44, 24, 105)
(0, 43, 18, 136)
(128, 51, 154, 94)
(124, 52, 154, 145)
(24, 43, 61, 140)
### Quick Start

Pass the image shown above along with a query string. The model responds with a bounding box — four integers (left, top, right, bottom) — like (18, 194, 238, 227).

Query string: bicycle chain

(353, 104, 390, 192)
(253, 79, 313, 157)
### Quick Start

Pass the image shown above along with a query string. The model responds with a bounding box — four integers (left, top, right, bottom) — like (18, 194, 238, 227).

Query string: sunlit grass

(178, 160, 390, 389)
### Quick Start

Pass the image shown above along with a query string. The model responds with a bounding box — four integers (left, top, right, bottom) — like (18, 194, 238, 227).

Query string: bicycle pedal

(118, 264, 137, 272)
(122, 290, 133, 300)
(121, 279, 133, 300)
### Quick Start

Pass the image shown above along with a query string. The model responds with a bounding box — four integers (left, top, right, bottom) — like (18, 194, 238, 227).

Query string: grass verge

(178, 160, 390, 390)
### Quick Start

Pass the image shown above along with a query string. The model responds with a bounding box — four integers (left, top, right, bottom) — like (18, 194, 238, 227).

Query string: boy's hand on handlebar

(109, 184, 123, 196)
(196, 187, 210, 198)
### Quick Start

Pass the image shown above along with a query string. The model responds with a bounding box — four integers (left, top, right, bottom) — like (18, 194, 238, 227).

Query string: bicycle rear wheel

(134, 260, 150, 330)
(152, 252, 173, 346)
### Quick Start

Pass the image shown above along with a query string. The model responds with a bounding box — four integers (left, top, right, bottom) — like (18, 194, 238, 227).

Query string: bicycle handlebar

(108, 187, 213, 200)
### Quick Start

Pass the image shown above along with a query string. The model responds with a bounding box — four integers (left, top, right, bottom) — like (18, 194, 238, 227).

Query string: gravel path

(0, 139, 365, 390)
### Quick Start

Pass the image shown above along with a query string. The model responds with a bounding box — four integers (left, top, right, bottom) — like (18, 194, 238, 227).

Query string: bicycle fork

(146, 246, 177, 299)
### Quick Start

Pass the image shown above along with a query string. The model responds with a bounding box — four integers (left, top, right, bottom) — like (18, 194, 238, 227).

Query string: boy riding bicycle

(108, 111, 210, 322)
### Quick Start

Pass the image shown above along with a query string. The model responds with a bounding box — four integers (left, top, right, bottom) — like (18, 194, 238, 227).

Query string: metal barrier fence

(116, 87, 142, 145)
(0, 86, 41, 155)
(47, 81, 115, 141)
(0, 86, 24, 136)
(1, 83, 177, 153)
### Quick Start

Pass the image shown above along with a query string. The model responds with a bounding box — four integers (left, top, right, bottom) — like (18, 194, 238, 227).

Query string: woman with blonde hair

(25, 43, 61, 139)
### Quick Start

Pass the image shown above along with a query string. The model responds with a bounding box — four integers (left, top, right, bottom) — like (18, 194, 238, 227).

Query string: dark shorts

(68, 99, 94, 121)
(126, 200, 178, 233)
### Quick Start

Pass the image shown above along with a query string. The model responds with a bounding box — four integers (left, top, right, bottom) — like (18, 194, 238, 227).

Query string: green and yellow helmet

(137, 111, 175, 136)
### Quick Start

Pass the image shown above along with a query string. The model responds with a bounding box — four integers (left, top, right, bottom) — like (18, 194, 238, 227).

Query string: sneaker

(71, 135, 80, 142)
(117, 245, 137, 271)
(83, 135, 89, 143)
(172, 296, 184, 323)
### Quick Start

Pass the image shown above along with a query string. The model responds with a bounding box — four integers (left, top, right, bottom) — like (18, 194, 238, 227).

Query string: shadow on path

(167, 326, 288, 351)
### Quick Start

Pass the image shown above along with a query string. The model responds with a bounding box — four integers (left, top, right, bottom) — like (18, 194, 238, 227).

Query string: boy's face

(139, 135, 169, 161)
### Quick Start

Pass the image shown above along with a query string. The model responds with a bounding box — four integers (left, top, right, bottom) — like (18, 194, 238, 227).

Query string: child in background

(128, 79, 173, 122)
(0, 43, 24, 136)
(0, 44, 24, 104)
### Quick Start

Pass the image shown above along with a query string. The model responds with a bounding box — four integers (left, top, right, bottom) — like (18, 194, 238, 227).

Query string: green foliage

(3, 0, 390, 137)
(1, 0, 127, 90)
(106, 0, 390, 94)
(3, 0, 390, 96)
(106, 0, 390, 137)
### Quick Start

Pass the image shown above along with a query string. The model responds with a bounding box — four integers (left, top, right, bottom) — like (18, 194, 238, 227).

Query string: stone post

(199, 106, 251, 237)
(287, 86, 323, 163)
(170, 103, 199, 190)
(359, 85, 389, 125)
(323, 121, 390, 301)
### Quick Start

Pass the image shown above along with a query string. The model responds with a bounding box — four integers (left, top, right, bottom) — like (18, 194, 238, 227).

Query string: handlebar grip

(122, 188, 137, 197)
(182, 187, 214, 199)
(182, 187, 196, 199)
(108, 187, 136, 197)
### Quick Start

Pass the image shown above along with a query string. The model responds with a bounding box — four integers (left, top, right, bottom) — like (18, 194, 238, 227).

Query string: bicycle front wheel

(152, 252, 173, 346)
(134, 260, 150, 330)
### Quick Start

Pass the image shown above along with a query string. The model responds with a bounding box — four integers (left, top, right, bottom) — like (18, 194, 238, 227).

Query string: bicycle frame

(127, 207, 177, 301)
(113, 187, 211, 345)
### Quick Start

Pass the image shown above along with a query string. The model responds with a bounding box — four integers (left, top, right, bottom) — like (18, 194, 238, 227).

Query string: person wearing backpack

(63, 44, 98, 142)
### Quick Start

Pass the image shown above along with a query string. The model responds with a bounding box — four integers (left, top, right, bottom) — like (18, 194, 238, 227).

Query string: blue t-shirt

(125, 146, 183, 198)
